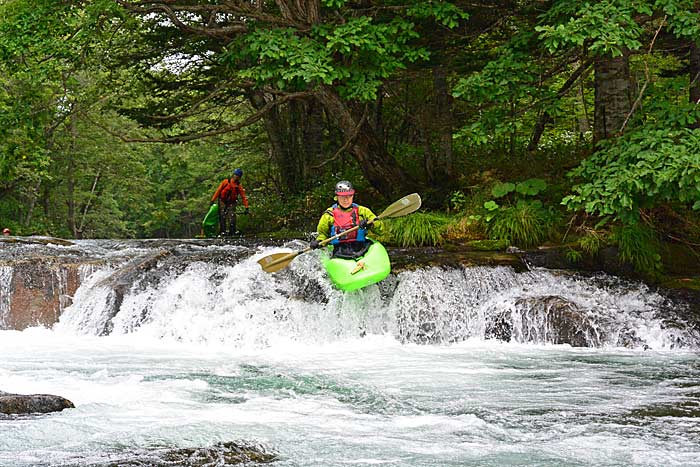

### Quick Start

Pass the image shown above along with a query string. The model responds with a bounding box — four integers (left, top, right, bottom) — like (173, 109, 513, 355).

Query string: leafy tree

(79, 0, 469, 199)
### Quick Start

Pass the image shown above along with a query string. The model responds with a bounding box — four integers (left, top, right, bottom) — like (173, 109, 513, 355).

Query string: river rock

(486, 295, 601, 347)
(97, 441, 276, 466)
(0, 390, 75, 414)
(0, 258, 84, 330)
(0, 236, 74, 247)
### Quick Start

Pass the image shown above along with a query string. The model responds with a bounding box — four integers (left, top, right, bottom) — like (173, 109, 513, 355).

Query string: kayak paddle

(257, 193, 422, 273)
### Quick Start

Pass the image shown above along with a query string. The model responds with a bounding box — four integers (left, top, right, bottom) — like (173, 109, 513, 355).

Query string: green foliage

(233, 2, 465, 102)
(536, 1, 645, 57)
(487, 201, 555, 248)
(565, 247, 583, 264)
(464, 239, 509, 251)
(515, 178, 547, 196)
(448, 191, 468, 212)
(491, 178, 547, 199)
(578, 230, 604, 256)
(453, 48, 541, 148)
(483, 200, 500, 213)
(379, 212, 451, 247)
(406, 2, 469, 28)
(611, 223, 663, 278)
(562, 127, 700, 223)
(491, 182, 516, 198)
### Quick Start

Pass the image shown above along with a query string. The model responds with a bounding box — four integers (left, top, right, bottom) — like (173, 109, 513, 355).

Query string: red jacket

(211, 179, 249, 207)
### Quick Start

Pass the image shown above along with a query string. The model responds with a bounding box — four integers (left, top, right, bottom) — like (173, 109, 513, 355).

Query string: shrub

(611, 223, 663, 277)
(577, 228, 605, 256)
(487, 201, 554, 248)
(379, 212, 451, 247)
(563, 127, 700, 223)
(565, 248, 583, 264)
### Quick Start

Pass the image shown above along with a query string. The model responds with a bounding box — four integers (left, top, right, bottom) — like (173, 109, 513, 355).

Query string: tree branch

(89, 91, 312, 143)
(311, 104, 369, 169)
(620, 16, 666, 133)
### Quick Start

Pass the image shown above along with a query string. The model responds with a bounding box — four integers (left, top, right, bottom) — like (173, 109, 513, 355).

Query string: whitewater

(1, 239, 699, 466)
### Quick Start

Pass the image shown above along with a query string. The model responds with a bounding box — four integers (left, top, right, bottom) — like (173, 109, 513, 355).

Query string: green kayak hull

(202, 203, 219, 238)
(321, 240, 391, 292)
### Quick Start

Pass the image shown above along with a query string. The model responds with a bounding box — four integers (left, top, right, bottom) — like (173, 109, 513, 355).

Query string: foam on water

(51, 246, 699, 350)
(0, 265, 12, 327)
(2, 241, 699, 466)
(1, 328, 699, 467)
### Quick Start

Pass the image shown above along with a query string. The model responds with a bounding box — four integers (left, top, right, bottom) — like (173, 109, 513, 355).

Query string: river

(1, 239, 699, 466)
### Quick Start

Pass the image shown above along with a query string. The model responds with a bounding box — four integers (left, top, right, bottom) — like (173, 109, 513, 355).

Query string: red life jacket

(220, 179, 242, 204)
(330, 203, 366, 244)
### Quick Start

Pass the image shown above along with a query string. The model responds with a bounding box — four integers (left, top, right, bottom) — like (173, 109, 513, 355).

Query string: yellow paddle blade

(257, 251, 299, 273)
(378, 193, 422, 220)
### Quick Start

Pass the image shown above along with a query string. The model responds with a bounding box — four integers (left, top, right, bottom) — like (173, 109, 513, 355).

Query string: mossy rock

(464, 239, 509, 251)
(660, 277, 700, 291)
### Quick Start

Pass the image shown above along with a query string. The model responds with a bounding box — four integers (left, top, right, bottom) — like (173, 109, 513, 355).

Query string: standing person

(210, 168, 250, 236)
(310, 180, 383, 259)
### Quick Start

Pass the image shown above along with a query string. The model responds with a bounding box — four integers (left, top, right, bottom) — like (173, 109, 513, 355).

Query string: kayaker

(311, 180, 384, 259)
(210, 168, 250, 236)
(2, 228, 10, 236)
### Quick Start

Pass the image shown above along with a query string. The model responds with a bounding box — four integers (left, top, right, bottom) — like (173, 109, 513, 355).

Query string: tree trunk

(66, 155, 77, 238)
(316, 85, 414, 200)
(23, 180, 41, 226)
(301, 96, 324, 180)
(529, 59, 592, 150)
(593, 52, 632, 143)
(424, 67, 454, 184)
(690, 40, 700, 129)
(66, 114, 78, 238)
(248, 91, 324, 195)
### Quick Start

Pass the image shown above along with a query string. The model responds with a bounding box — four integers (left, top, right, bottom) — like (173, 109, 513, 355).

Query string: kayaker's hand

(358, 219, 369, 229)
(309, 240, 321, 249)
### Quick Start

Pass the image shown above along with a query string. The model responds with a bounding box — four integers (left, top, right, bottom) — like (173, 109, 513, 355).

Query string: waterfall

(0, 265, 12, 328)
(45, 244, 698, 350)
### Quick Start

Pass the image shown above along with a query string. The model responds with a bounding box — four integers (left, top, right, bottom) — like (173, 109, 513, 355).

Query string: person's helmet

(335, 180, 355, 196)
(233, 168, 243, 177)
(2, 228, 10, 235)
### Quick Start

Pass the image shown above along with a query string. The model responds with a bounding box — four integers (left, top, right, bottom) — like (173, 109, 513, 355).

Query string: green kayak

(202, 203, 219, 238)
(321, 239, 391, 292)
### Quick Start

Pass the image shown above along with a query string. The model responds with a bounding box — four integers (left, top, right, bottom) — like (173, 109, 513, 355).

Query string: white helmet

(335, 180, 355, 195)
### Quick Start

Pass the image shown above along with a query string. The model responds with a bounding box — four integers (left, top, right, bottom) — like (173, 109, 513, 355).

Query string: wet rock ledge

(93, 442, 277, 466)
(0, 390, 74, 414)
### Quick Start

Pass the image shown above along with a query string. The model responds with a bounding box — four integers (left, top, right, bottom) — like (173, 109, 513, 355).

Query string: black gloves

(244, 207, 250, 215)
(358, 219, 369, 229)
(309, 239, 321, 249)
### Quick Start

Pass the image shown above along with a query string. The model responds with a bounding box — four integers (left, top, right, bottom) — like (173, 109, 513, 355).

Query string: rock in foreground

(0, 390, 74, 414)
(96, 441, 277, 466)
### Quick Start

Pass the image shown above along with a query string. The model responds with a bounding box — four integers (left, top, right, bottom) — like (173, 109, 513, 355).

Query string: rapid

(1, 239, 699, 466)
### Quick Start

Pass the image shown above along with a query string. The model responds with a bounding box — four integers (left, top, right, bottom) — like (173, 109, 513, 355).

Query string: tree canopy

(1, 0, 699, 273)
